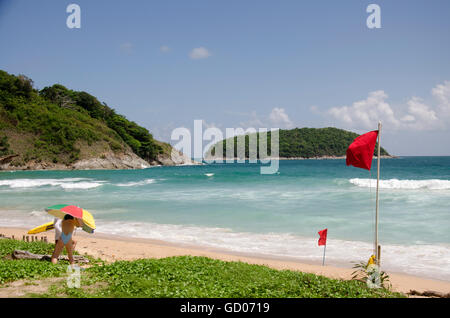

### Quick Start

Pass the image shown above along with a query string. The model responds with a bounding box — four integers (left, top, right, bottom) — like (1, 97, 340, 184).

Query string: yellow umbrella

(45, 204, 96, 233)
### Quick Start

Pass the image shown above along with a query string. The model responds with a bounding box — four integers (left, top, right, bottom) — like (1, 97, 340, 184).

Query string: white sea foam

(205, 173, 214, 177)
(349, 178, 450, 190)
(115, 179, 156, 187)
(94, 220, 450, 281)
(60, 182, 104, 189)
(0, 178, 104, 189)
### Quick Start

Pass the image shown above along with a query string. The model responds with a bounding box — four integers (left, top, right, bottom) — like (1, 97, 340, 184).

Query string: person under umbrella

(54, 217, 77, 251)
(50, 214, 82, 265)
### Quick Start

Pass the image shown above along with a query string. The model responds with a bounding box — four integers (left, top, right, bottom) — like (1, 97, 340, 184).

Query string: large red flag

(318, 229, 327, 246)
(346, 130, 379, 171)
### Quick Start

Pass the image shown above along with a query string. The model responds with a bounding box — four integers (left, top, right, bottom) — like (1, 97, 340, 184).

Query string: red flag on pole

(346, 130, 379, 171)
(318, 228, 327, 246)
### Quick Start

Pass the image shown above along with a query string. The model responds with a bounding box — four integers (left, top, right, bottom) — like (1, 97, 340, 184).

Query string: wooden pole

(378, 245, 381, 266)
(322, 244, 327, 266)
(375, 121, 381, 265)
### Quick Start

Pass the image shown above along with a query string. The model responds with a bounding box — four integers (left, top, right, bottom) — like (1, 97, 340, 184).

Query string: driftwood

(408, 289, 450, 298)
(12, 250, 89, 264)
(0, 154, 18, 165)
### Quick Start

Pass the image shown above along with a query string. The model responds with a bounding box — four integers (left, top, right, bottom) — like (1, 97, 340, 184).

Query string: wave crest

(0, 178, 104, 189)
(349, 178, 450, 190)
(115, 179, 156, 187)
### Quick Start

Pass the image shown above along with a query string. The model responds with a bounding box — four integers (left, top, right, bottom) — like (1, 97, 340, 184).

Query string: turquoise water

(1, 157, 449, 280)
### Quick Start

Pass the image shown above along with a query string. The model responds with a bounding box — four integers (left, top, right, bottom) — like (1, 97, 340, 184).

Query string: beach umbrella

(45, 204, 96, 234)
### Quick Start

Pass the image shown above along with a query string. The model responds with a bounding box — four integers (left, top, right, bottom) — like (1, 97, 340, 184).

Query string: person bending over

(54, 217, 77, 250)
(51, 215, 80, 265)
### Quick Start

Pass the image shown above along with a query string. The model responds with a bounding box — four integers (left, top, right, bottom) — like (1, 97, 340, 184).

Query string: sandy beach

(1, 226, 449, 296)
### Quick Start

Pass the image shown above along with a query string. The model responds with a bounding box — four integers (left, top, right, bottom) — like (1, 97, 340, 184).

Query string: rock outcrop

(0, 149, 197, 171)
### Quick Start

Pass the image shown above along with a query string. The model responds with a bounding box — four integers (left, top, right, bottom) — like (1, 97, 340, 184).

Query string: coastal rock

(0, 149, 198, 171)
(72, 152, 150, 170)
(155, 148, 200, 166)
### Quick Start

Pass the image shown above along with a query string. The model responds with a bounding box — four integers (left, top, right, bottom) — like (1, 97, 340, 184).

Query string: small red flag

(346, 130, 379, 171)
(318, 228, 327, 246)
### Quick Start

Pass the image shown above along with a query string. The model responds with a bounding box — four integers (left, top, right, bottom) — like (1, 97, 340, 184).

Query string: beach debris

(12, 250, 89, 264)
(408, 290, 450, 298)
(0, 154, 19, 165)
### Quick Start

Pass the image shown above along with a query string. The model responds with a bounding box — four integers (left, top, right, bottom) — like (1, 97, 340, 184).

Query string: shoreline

(1, 155, 397, 172)
(1, 226, 449, 295)
(204, 155, 397, 161)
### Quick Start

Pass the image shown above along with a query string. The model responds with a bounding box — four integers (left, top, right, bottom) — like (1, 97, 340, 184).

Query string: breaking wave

(349, 178, 450, 190)
(115, 179, 156, 187)
(0, 178, 104, 190)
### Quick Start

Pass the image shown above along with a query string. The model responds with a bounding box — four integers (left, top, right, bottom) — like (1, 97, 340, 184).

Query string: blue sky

(1, 0, 450, 155)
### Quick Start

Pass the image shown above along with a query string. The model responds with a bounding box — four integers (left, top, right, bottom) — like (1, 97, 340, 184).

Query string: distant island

(0, 70, 192, 170)
(205, 127, 392, 160)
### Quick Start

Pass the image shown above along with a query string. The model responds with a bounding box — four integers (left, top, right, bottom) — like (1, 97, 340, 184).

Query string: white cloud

(237, 108, 294, 129)
(404, 97, 438, 130)
(328, 90, 400, 129)
(239, 111, 264, 129)
(269, 107, 294, 129)
(189, 47, 211, 60)
(432, 81, 450, 118)
(325, 82, 450, 131)
(160, 45, 170, 53)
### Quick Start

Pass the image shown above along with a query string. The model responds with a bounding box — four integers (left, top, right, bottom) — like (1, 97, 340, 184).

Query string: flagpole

(322, 244, 326, 266)
(375, 121, 381, 265)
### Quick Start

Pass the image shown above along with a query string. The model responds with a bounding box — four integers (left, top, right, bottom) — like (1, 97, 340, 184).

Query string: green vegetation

(71, 256, 402, 298)
(0, 136, 10, 156)
(0, 239, 65, 284)
(1, 239, 403, 298)
(208, 127, 390, 159)
(0, 70, 169, 166)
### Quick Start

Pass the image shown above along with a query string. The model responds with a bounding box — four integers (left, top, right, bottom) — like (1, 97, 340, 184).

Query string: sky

(1, 0, 450, 155)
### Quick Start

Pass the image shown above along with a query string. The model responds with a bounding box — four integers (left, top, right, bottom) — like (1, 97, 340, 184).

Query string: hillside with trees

(206, 127, 391, 159)
(0, 70, 189, 170)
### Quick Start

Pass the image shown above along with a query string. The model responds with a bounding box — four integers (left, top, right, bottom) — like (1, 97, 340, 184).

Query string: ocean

(0, 157, 449, 281)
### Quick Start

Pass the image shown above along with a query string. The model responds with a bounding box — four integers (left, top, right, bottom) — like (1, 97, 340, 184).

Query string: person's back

(61, 217, 75, 244)
(51, 214, 77, 265)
